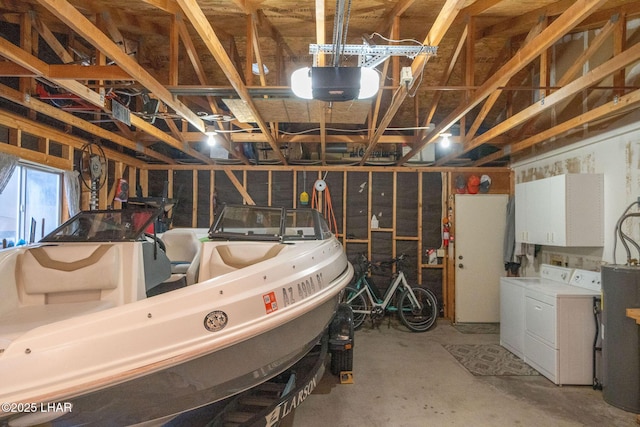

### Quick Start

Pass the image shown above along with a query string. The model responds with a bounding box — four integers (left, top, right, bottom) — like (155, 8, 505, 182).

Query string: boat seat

(0, 244, 124, 350)
(215, 244, 285, 269)
(199, 242, 286, 280)
(160, 229, 201, 286)
(16, 245, 122, 305)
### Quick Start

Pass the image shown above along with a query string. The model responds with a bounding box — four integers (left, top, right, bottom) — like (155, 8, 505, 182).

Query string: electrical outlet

(401, 67, 413, 85)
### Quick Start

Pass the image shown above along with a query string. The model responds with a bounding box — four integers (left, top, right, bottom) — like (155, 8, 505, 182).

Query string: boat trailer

(169, 303, 355, 427)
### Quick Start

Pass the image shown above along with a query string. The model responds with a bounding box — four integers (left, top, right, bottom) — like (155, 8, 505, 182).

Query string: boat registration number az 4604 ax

(263, 273, 325, 314)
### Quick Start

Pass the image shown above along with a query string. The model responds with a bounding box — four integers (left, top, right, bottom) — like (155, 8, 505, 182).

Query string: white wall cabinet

(515, 174, 604, 246)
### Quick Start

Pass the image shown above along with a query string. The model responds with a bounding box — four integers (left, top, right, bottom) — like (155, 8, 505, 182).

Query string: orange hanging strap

(310, 179, 338, 235)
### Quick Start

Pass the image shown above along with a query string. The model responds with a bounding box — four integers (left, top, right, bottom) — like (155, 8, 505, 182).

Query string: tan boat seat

(215, 244, 285, 269)
(16, 245, 121, 305)
(0, 244, 124, 351)
(160, 229, 201, 286)
(199, 242, 287, 280)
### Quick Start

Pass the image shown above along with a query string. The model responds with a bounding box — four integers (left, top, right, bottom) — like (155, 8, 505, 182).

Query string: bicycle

(341, 253, 438, 332)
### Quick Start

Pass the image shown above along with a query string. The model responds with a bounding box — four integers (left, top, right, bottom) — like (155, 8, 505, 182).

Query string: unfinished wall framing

(141, 164, 511, 319)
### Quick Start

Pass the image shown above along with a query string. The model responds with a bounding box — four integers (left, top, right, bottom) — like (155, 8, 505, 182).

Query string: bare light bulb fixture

(440, 132, 452, 148)
(205, 126, 217, 146)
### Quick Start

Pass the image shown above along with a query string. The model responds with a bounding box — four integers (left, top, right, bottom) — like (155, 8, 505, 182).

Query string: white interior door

(454, 194, 508, 323)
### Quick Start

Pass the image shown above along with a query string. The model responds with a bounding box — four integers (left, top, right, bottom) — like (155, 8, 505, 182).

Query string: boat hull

(46, 295, 339, 426)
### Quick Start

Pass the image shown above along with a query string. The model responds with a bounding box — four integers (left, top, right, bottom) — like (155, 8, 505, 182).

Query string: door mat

(453, 323, 500, 334)
(442, 344, 540, 376)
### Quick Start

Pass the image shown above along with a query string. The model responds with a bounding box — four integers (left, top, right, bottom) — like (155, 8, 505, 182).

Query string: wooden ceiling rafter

(250, 13, 267, 87)
(255, 10, 295, 58)
(315, 0, 326, 67)
(513, 14, 618, 141)
(0, 0, 636, 171)
(249, 11, 281, 160)
(478, 0, 575, 40)
(174, 13, 250, 164)
(35, 0, 206, 133)
(12, 11, 213, 165)
(245, 14, 255, 85)
(373, 0, 416, 36)
(175, 13, 251, 134)
(174, 0, 287, 164)
(0, 34, 103, 106)
(169, 13, 179, 86)
(359, 0, 467, 165)
(30, 10, 73, 64)
(574, 2, 640, 32)
(0, 107, 146, 167)
(416, 24, 467, 143)
(475, 86, 640, 167)
(97, 8, 168, 37)
(463, 16, 547, 144)
(160, 15, 187, 144)
(439, 39, 640, 166)
(98, 10, 127, 55)
(400, 0, 609, 166)
(33, 11, 136, 146)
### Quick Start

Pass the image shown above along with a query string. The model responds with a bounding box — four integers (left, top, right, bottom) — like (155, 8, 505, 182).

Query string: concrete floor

(293, 320, 637, 427)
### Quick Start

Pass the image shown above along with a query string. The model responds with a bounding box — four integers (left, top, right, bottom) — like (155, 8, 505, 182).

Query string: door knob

(458, 255, 463, 260)
(458, 263, 464, 268)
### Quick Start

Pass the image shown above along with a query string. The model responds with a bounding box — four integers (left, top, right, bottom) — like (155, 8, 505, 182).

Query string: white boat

(0, 205, 353, 426)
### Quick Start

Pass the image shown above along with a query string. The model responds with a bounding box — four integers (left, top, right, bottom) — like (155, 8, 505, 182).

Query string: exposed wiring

(407, 58, 429, 98)
(613, 200, 640, 265)
(211, 125, 432, 136)
(369, 32, 423, 46)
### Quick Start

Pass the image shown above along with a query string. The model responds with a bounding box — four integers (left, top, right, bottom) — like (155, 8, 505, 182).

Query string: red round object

(467, 175, 480, 194)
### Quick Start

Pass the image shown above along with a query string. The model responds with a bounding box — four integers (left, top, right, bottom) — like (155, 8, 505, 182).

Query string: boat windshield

(41, 208, 161, 242)
(208, 205, 332, 241)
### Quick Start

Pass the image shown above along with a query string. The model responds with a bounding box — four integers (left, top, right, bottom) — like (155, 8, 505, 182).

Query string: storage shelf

(421, 264, 444, 268)
(345, 239, 369, 243)
(395, 236, 419, 241)
(371, 228, 394, 232)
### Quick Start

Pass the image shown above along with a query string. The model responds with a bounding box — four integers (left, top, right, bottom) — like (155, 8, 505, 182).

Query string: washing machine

(500, 264, 573, 359)
(500, 264, 601, 385)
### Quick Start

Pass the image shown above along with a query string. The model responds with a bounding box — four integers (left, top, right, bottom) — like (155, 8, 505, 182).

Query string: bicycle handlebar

(356, 253, 408, 272)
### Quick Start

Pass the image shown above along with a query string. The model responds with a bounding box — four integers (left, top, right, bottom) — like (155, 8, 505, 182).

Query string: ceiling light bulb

(291, 67, 313, 99)
(205, 126, 217, 146)
(358, 67, 380, 99)
(440, 132, 452, 148)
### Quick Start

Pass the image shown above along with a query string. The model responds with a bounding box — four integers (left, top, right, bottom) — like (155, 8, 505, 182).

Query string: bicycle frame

(349, 270, 423, 315)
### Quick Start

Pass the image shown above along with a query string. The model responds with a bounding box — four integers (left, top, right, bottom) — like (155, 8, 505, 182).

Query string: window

(0, 164, 62, 245)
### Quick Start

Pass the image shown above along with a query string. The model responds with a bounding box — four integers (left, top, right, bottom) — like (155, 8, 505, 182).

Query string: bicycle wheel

(341, 286, 368, 329)
(398, 287, 438, 332)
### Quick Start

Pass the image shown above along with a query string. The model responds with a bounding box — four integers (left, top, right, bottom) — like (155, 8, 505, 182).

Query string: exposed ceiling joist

(35, 0, 206, 133)
(174, 0, 287, 164)
(439, 39, 640, 165)
(0, 0, 637, 171)
(0, 83, 176, 164)
(464, 16, 547, 143)
(475, 86, 640, 166)
(360, 0, 467, 164)
(400, 0, 609, 166)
